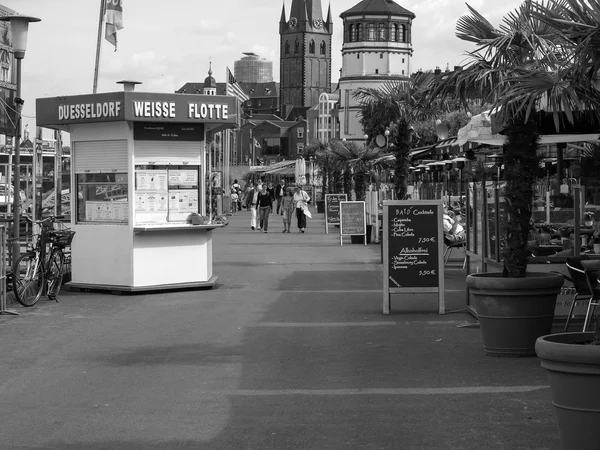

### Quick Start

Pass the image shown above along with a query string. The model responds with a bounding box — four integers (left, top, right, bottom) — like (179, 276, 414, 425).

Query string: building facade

(338, 0, 415, 143)
(234, 53, 273, 84)
(279, 0, 333, 121)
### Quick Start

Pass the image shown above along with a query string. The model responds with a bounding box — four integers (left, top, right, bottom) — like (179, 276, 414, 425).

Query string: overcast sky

(11, 0, 524, 135)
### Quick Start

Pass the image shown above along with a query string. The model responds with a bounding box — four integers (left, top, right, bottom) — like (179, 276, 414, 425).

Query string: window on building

(320, 41, 326, 55)
(297, 128, 304, 139)
(380, 53, 383, 59)
(295, 40, 300, 53)
(375, 69, 379, 74)
(402, 70, 405, 75)
(348, 24, 354, 42)
(401, 24, 406, 43)
(297, 144, 305, 155)
(378, 23, 387, 41)
(367, 23, 376, 41)
(357, 54, 360, 59)
(391, 24, 398, 42)
(356, 23, 362, 41)
(309, 40, 315, 54)
(285, 41, 290, 54)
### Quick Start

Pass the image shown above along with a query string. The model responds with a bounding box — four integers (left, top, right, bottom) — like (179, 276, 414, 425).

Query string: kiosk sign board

(325, 194, 347, 234)
(339, 201, 366, 246)
(382, 200, 445, 315)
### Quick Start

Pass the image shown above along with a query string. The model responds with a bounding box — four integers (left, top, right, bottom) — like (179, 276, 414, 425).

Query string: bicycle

(12, 216, 75, 307)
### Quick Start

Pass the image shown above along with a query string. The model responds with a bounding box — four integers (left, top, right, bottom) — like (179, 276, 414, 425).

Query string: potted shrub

(535, 323, 600, 450)
(584, 211, 595, 227)
(428, 1, 600, 356)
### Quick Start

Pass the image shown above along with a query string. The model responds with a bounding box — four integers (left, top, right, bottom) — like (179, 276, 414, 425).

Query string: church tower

(279, 0, 333, 120)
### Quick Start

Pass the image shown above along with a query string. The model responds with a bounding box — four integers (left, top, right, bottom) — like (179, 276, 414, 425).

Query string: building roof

(340, 0, 415, 19)
(176, 82, 229, 95)
(240, 82, 279, 98)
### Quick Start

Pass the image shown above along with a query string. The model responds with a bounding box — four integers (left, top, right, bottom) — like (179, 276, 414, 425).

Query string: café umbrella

(295, 157, 306, 186)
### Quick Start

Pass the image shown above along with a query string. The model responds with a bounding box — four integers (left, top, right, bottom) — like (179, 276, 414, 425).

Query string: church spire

(280, 1, 286, 24)
(326, 3, 332, 24)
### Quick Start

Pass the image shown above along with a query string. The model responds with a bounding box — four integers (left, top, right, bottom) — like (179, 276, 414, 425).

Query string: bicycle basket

(46, 230, 76, 247)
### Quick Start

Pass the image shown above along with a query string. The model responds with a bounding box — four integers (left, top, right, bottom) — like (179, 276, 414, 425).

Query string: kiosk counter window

(77, 173, 129, 223)
(134, 165, 201, 225)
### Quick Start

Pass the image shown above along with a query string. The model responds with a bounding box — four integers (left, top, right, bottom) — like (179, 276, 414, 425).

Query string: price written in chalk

(418, 237, 436, 243)
(419, 270, 436, 276)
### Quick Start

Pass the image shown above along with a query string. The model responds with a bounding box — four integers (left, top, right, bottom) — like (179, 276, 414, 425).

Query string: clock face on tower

(288, 17, 297, 28)
(313, 18, 323, 29)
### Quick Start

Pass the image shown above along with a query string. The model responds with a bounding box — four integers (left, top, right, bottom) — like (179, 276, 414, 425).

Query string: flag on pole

(225, 67, 249, 102)
(254, 138, 261, 148)
(105, 0, 124, 51)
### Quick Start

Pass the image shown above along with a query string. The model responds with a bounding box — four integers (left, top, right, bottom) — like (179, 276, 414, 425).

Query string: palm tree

(354, 74, 445, 200)
(429, 0, 600, 277)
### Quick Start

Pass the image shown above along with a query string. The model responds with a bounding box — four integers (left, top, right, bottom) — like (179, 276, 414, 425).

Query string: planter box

(536, 332, 600, 450)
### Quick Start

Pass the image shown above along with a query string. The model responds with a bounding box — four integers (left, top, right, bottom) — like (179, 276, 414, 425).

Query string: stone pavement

(0, 208, 560, 449)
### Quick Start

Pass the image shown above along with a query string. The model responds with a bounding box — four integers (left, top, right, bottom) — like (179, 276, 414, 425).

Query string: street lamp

(0, 14, 41, 264)
(444, 159, 454, 206)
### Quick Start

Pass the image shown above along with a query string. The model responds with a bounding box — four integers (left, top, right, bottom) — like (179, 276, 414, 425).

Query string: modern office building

(337, 0, 415, 143)
(234, 53, 273, 84)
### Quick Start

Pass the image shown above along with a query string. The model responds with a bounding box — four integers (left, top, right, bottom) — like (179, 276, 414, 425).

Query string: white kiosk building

(36, 82, 238, 292)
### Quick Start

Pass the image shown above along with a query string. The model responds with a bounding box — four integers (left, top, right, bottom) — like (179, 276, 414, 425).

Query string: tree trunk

(502, 118, 540, 278)
(394, 122, 411, 199)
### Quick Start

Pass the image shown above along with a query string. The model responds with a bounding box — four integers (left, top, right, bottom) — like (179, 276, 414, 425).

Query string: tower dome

(203, 63, 217, 95)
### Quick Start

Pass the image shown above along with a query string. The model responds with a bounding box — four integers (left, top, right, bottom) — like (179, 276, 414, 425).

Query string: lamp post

(0, 14, 41, 265)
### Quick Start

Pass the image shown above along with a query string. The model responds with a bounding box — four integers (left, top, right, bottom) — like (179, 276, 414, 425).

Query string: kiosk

(35, 82, 237, 292)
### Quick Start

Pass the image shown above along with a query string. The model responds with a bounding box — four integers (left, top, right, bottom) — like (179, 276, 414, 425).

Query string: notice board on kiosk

(382, 200, 445, 314)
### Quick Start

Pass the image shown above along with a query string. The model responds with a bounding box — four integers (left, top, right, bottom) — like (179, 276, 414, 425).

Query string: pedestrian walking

(244, 184, 261, 230)
(280, 189, 294, 233)
(230, 189, 239, 216)
(257, 185, 273, 232)
(293, 185, 311, 233)
(275, 181, 285, 215)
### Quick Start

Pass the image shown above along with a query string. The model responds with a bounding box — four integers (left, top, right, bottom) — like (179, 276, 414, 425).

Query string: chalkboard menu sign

(340, 201, 366, 236)
(382, 200, 445, 315)
(325, 194, 347, 233)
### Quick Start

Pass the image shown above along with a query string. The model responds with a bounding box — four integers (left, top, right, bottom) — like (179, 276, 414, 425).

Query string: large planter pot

(466, 272, 564, 357)
(535, 332, 600, 450)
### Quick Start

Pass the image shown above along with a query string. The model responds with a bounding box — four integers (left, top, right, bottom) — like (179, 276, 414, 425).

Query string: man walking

(244, 184, 261, 230)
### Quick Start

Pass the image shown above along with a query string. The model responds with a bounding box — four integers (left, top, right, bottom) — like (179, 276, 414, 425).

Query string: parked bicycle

(12, 216, 75, 307)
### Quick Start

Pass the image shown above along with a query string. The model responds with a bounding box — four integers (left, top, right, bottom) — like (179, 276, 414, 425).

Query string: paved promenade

(0, 209, 560, 449)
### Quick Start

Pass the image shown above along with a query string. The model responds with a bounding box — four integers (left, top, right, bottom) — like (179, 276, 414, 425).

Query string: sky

(10, 0, 524, 138)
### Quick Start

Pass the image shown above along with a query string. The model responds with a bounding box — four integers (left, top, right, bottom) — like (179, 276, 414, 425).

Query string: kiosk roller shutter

(73, 140, 128, 173)
(135, 142, 201, 165)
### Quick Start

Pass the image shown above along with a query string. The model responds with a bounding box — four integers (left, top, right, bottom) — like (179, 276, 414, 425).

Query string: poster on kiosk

(36, 85, 238, 292)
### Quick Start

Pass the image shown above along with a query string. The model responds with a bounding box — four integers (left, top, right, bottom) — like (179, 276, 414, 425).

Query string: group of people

(231, 179, 311, 233)
(443, 204, 466, 244)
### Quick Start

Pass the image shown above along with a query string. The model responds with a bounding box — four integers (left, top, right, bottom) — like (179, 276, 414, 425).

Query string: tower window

(309, 40, 315, 54)
(285, 41, 290, 55)
(375, 69, 379, 74)
(380, 53, 383, 59)
(356, 23, 362, 41)
(320, 41, 326, 55)
(401, 24, 406, 43)
(402, 58, 405, 63)
(348, 24, 354, 42)
(357, 54, 360, 59)
(402, 70, 405, 75)
(367, 23, 376, 41)
(391, 24, 399, 42)
(295, 40, 300, 53)
(378, 23, 387, 41)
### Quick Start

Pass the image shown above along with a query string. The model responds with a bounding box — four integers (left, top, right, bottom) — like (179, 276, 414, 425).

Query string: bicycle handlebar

(21, 215, 66, 224)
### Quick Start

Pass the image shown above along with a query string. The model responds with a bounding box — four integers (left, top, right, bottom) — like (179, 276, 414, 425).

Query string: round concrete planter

(466, 272, 564, 356)
(535, 332, 600, 450)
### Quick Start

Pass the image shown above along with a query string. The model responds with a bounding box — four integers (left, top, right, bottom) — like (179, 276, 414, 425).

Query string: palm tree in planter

(428, 0, 600, 356)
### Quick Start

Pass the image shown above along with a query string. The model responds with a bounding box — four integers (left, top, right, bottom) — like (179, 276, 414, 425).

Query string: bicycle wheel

(46, 248, 65, 301)
(13, 252, 45, 307)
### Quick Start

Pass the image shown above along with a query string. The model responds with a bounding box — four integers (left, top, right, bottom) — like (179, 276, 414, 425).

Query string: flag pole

(92, 0, 106, 94)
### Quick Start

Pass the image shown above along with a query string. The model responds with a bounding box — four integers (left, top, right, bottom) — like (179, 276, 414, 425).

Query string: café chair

(563, 256, 594, 332)
(443, 234, 466, 269)
(581, 262, 600, 332)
